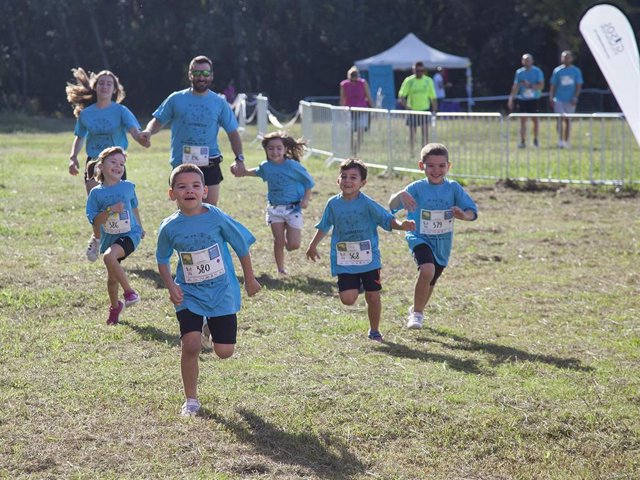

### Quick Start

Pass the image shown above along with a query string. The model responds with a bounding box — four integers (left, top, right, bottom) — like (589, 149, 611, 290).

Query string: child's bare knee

(214, 344, 234, 359)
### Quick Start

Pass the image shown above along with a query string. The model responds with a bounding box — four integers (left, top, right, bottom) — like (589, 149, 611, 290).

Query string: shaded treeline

(1, 0, 638, 115)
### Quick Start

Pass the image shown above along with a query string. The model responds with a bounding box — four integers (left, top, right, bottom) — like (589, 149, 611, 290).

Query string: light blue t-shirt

(315, 192, 395, 276)
(255, 159, 315, 211)
(152, 89, 239, 168)
(86, 180, 143, 254)
(74, 103, 140, 158)
(550, 65, 583, 102)
(393, 178, 477, 266)
(156, 204, 255, 317)
(513, 66, 545, 100)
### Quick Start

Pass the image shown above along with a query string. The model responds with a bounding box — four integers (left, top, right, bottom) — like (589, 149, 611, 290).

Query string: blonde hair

(261, 131, 307, 162)
(65, 68, 126, 118)
(93, 146, 127, 183)
(347, 66, 359, 77)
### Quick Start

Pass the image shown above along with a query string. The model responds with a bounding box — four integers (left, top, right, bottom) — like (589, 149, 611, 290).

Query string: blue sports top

(315, 192, 395, 276)
(255, 159, 315, 210)
(393, 178, 477, 266)
(156, 204, 255, 317)
(86, 180, 143, 253)
(74, 103, 140, 158)
(152, 89, 239, 168)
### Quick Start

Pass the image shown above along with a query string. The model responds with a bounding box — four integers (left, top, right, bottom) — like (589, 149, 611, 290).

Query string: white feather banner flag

(580, 4, 640, 147)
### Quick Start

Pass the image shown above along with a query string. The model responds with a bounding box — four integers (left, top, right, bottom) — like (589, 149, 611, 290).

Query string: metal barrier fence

(299, 101, 639, 185)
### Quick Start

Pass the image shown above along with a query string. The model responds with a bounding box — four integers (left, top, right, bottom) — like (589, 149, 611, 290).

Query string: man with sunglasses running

(141, 55, 246, 205)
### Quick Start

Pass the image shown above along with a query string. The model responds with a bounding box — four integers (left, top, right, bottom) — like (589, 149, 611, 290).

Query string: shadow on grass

(426, 327, 594, 372)
(129, 268, 164, 289)
(377, 340, 485, 375)
(119, 319, 180, 345)
(206, 408, 365, 478)
(255, 274, 335, 295)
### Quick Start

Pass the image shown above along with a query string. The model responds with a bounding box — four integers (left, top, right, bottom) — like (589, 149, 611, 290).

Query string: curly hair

(65, 68, 126, 118)
(261, 130, 307, 162)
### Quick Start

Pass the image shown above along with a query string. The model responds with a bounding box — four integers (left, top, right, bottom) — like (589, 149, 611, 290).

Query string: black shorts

(405, 112, 431, 127)
(412, 243, 445, 286)
(85, 156, 127, 182)
(201, 156, 223, 186)
(515, 99, 540, 114)
(337, 269, 382, 292)
(112, 236, 135, 263)
(177, 309, 237, 344)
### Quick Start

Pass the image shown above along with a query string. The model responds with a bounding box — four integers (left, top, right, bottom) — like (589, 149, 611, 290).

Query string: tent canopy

(355, 33, 471, 71)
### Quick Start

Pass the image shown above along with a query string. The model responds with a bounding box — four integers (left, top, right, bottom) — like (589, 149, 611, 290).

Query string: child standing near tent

(237, 131, 314, 275)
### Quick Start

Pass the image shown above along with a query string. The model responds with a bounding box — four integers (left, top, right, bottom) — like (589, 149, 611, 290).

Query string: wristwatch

(235, 154, 245, 162)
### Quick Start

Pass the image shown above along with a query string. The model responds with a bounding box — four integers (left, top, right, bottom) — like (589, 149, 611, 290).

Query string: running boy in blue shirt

(306, 158, 415, 342)
(156, 164, 261, 416)
(389, 143, 478, 329)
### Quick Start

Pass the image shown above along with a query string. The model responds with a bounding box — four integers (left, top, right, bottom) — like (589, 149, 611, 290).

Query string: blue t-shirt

(315, 192, 395, 276)
(74, 103, 140, 158)
(152, 89, 239, 168)
(513, 66, 544, 100)
(86, 180, 143, 254)
(393, 178, 477, 266)
(156, 204, 255, 317)
(255, 159, 315, 211)
(550, 65, 583, 102)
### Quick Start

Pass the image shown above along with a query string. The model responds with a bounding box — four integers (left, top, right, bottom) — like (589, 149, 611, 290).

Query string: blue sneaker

(368, 329, 383, 342)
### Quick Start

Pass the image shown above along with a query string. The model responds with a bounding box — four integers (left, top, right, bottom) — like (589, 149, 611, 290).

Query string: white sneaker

(406, 307, 424, 329)
(201, 323, 213, 350)
(181, 399, 200, 417)
(86, 235, 100, 262)
(557, 140, 565, 148)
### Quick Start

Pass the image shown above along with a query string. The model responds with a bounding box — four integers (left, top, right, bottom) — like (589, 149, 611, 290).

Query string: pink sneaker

(124, 290, 140, 307)
(107, 301, 124, 325)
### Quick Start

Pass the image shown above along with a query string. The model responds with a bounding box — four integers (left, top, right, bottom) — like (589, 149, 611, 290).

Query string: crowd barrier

(299, 101, 639, 185)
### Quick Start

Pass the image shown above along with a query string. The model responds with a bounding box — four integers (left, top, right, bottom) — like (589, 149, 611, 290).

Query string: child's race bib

(420, 209, 454, 235)
(103, 210, 131, 235)
(182, 145, 209, 166)
(336, 240, 372, 266)
(179, 243, 225, 284)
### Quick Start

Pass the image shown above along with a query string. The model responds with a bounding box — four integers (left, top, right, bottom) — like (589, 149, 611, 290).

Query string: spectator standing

(508, 53, 545, 148)
(549, 50, 583, 148)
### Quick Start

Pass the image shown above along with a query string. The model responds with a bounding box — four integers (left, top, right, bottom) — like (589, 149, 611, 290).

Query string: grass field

(1, 120, 639, 479)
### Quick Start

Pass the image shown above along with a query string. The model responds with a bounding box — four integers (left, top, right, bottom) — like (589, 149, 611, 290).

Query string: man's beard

(192, 79, 211, 93)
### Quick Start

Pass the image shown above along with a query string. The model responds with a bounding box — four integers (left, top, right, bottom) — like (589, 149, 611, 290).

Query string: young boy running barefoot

(389, 143, 478, 329)
(86, 147, 144, 325)
(306, 158, 414, 342)
(156, 164, 261, 417)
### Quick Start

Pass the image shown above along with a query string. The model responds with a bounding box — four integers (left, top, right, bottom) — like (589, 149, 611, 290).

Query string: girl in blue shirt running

(86, 147, 145, 326)
(238, 131, 315, 275)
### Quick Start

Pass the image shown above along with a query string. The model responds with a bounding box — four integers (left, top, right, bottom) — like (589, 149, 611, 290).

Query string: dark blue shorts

(112, 236, 135, 263)
(176, 309, 237, 344)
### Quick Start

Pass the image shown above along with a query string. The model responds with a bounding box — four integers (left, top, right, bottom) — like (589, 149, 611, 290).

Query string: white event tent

(355, 33, 473, 109)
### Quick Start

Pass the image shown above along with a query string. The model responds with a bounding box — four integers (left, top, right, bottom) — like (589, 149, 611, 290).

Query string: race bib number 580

(180, 244, 225, 284)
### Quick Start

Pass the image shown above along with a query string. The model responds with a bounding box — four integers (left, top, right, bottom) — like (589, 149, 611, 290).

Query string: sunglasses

(191, 70, 211, 77)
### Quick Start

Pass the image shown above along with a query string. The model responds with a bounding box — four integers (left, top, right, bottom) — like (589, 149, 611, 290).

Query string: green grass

(0, 120, 639, 479)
